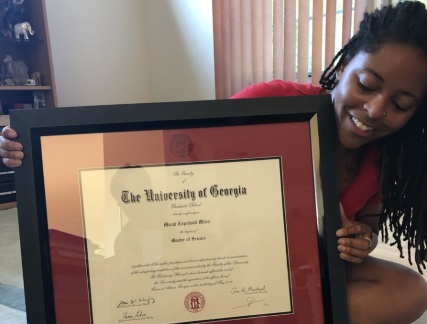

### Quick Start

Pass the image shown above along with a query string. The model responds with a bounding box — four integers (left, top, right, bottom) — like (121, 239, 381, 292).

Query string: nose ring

(363, 107, 387, 118)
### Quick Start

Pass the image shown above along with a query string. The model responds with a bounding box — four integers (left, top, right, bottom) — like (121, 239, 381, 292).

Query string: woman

(2, 2, 427, 323)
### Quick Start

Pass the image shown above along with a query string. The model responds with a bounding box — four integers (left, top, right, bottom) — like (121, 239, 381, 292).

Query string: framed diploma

(11, 95, 348, 324)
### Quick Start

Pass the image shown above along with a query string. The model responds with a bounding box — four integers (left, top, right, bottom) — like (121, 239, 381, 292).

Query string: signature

(230, 285, 267, 295)
(119, 310, 153, 322)
(117, 297, 155, 308)
(232, 297, 265, 309)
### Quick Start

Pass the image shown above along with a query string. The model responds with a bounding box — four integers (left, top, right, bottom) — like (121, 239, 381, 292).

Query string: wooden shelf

(0, 201, 16, 210)
(0, 86, 51, 91)
(0, 0, 57, 108)
(0, 38, 45, 45)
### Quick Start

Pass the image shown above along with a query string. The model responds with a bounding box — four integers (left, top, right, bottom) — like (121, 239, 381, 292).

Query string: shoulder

(231, 80, 324, 99)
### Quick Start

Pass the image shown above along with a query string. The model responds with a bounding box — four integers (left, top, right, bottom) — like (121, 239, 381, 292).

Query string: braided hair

(320, 1, 427, 273)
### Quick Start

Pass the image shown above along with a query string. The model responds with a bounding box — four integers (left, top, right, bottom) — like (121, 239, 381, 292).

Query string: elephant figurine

(14, 22, 34, 40)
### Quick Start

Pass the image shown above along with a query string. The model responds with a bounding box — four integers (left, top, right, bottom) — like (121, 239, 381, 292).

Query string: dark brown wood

(0, 0, 57, 118)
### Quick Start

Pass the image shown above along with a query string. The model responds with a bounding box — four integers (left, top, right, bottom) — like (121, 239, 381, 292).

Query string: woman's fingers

(0, 126, 24, 167)
(337, 237, 371, 263)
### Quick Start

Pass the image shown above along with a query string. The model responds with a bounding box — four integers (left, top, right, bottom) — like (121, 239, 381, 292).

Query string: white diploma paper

(79, 158, 291, 323)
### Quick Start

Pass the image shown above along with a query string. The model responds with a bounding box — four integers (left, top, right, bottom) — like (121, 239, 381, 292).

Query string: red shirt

(232, 80, 381, 220)
(231, 80, 324, 98)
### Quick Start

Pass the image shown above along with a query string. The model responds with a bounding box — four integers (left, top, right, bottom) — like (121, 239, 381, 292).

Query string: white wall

(144, 0, 216, 102)
(44, 0, 215, 108)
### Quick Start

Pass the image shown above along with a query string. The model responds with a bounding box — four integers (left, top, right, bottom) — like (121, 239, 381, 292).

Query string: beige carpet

(0, 206, 26, 323)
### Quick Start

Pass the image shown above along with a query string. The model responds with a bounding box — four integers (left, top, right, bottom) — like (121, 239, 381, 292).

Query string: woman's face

(331, 42, 427, 150)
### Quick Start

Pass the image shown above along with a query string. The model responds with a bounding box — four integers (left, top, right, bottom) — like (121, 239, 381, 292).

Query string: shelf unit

(0, 0, 56, 203)
(0, 0, 57, 126)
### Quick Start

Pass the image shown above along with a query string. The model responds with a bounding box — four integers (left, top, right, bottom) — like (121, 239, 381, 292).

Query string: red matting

(44, 121, 323, 323)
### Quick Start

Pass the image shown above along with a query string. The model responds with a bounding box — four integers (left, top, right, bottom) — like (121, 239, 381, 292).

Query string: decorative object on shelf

(0, 0, 55, 109)
(33, 90, 46, 108)
(1, 54, 29, 86)
(13, 21, 33, 40)
(25, 79, 35, 86)
(30, 71, 42, 85)
(0, 28, 12, 38)
(3, 77, 13, 86)
(2, 0, 25, 31)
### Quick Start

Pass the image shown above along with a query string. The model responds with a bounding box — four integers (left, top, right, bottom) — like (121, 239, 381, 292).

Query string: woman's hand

(0, 126, 24, 168)
(336, 204, 374, 263)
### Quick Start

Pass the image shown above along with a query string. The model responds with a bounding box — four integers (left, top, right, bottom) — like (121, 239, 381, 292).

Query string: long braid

(321, 1, 427, 273)
(319, 41, 352, 90)
(379, 104, 427, 273)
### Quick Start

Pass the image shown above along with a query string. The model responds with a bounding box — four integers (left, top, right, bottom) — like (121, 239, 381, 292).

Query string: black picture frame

(11, 95, 348, 324)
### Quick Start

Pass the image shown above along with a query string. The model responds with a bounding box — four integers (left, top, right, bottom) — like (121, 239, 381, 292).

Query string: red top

(231, 80, 324, 98)
(232, 80, 381, 220)
(339, 144, 381, 220)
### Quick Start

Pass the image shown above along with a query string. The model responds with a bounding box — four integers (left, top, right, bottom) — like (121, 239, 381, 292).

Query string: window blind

(213, 0, 371, 99)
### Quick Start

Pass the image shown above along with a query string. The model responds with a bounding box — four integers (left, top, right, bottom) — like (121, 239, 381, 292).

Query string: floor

(1, 204, 426, 323)
(0, 203, 27, 324)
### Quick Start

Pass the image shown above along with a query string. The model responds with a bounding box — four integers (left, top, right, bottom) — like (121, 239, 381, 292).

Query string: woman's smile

(341, 112, 380, 143)
(350, 115, 374, 132)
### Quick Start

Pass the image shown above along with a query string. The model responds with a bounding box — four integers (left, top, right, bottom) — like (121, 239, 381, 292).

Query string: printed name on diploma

(164, 219, 210, 227)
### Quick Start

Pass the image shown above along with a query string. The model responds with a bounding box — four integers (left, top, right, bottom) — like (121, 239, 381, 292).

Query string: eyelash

(392, 102, 407, 112)
(357, 80, 374, 92)
(357, 80, 408, 112)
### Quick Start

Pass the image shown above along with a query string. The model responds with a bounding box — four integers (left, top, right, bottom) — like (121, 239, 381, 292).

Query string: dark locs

(320, 1, 427, 273)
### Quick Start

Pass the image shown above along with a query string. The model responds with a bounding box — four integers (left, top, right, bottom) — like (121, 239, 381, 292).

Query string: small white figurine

(14, 22, 34, 40)
(25, 79, 36, 86)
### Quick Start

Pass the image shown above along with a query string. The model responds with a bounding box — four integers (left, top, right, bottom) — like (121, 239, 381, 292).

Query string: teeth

(351, 116, 374, 131)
